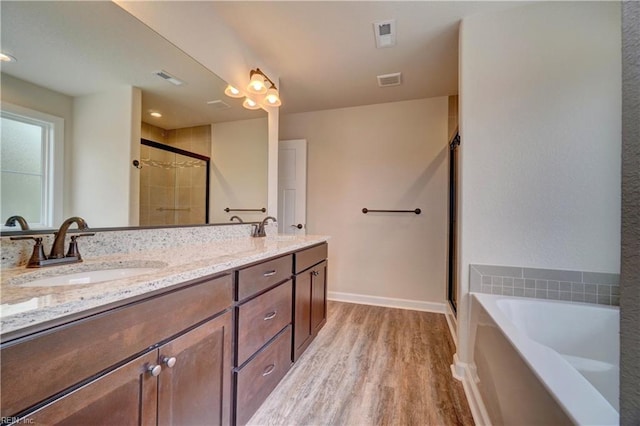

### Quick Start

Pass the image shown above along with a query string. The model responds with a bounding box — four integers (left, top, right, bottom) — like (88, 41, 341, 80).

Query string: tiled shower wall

(470, 264, 620, 306)
(140, 123, 211, 226)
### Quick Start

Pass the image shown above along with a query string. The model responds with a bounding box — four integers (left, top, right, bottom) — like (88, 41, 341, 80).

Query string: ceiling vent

(153, 70, 185, 86)
(207, 100, 231, 110)
(377, 72, 402, 87)
(373, 19, 396, 48)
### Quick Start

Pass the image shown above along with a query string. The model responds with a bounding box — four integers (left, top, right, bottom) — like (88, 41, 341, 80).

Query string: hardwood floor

(248, 301, 474, 426)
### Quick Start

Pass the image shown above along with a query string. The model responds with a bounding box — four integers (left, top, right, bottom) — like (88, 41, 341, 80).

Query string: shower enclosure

(139, 139, 210, 226)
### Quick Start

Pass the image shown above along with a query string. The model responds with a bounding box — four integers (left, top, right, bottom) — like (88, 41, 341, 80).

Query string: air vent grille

(377, 72, 402, 87)
(373, 19, 396, 48)
(206, 100, 231, 110)
(153, 70, 184, 86)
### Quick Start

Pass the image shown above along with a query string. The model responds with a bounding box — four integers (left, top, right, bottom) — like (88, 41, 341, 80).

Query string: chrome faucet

(4, 215, 29, 230)
(252, 216, 277, 238)
(10, 216, 94, 268)
(230, 215, 244, 223)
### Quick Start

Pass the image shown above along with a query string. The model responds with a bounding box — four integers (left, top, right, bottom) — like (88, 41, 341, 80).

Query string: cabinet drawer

(0, 274, 232, 418)
(294, 243, 327, 274)
(237, 280, 292, 366)
(235, 327, 292, 426)
(237, 255, 292, 301)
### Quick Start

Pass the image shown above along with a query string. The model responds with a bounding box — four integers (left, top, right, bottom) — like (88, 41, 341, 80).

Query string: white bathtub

(470, 293, 619, 425)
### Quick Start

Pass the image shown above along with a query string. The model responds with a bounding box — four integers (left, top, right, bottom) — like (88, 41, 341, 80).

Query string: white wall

(72, 87, 141, 227)
(211, 118, 268, 223)
(281, 98, 449, 307)
(457, 2, 621, 363)
(1, 73, 73, 220)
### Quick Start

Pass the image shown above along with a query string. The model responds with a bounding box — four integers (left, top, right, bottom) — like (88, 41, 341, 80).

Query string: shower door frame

(141, 138, 210, 224)
(447, 132, 460, 314)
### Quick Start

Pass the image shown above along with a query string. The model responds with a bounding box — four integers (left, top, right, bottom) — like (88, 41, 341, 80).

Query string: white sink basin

(15, 267, 162, 287)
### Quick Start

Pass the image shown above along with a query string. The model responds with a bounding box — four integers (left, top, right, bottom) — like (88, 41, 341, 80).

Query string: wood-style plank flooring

(248, 301, 474, 426)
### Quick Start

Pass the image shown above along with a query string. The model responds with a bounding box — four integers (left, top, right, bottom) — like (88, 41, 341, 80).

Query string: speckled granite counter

(1, 235, 329, 339)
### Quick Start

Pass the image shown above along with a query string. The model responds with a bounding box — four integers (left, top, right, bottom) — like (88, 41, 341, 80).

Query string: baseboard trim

(451, 354, 491, 426)
(327, 291, 446, 314)
(444, 304, 457, 346)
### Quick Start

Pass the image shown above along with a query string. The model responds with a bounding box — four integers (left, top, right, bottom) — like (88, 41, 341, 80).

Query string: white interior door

(278, 139, 307, 235)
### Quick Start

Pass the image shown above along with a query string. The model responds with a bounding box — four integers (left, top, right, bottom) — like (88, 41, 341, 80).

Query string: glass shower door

(139, 140, 209, 226)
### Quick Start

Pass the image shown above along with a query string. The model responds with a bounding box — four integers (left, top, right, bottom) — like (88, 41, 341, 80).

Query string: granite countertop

(0, 235, 329, 338)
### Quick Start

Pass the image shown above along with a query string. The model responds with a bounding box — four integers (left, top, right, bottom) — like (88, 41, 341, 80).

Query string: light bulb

(247, 72, 267, 94)
(224, 85, 242, 98)
(264, 86, 282, 107)
(0, 53, 16, 62)
(242, 97, 261, 110)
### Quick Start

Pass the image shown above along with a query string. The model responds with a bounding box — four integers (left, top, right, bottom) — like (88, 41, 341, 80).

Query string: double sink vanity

(0, 228, 329, 425)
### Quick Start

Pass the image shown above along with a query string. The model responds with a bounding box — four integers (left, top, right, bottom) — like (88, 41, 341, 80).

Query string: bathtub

(470, 293, 619, 425)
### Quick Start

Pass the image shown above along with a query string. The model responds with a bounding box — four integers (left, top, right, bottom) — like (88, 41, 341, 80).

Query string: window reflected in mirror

(1, 104, 63, 230)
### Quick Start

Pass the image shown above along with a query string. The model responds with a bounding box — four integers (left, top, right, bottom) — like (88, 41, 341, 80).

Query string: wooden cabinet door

(311, 261, 327, 335)
(22, 351, 158, 426)
(157, 311, 232, 426)
(293, 271, 312, 361)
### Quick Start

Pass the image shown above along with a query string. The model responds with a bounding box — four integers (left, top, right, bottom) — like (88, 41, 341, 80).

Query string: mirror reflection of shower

(139, 136, 210, 226)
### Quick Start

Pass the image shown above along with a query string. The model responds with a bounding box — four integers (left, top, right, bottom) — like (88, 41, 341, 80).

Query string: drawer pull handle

(163, 356, 177, 368)
(264, 311, 277, 321)
(263, 270, 277, 277)
(148, 364, 162, 377)
(262, 364, 276, 376)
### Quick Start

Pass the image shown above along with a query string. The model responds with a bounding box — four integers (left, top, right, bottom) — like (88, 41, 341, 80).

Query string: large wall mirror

(1, 1, 269, 232)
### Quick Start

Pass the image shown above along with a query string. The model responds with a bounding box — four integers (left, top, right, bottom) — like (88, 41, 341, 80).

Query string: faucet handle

(66, 233, 95, 259)
(10, 235, 42, 241)
(10, 236, 47, 267)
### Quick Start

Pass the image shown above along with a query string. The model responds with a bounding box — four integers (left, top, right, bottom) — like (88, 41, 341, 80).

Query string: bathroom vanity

(0, 236, 328, 426)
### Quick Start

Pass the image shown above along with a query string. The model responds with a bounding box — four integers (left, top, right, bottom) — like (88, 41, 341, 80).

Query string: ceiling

(212, 1, 519, 114)
(1, 2, 521, 121)
(0, 1, 265, 129)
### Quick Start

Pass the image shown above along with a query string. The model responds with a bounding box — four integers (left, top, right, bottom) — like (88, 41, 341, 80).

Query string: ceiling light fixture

(264, 84, 282, 107)
(242, 97, 261, 110)
(224, 85, 242, 98)
(150, 111, 162, 118)
(247, 68, 281, 108)
(224, 68, 282, 109)
(0, 52, 17, 62)
(247, 69, 268, 94)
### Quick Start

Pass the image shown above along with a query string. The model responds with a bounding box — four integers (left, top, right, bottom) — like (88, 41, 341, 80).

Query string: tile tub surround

(470, 264, 620, 306)
(0, 230, 326, 337)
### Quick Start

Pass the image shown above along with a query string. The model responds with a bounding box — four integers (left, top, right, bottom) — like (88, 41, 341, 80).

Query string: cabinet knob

(263, 311, 277, 321)
(148, 364, 162, 377)
(262, 363, 276, 376)
(163, 356, 177, 368)
(312, 270, 319, 276)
